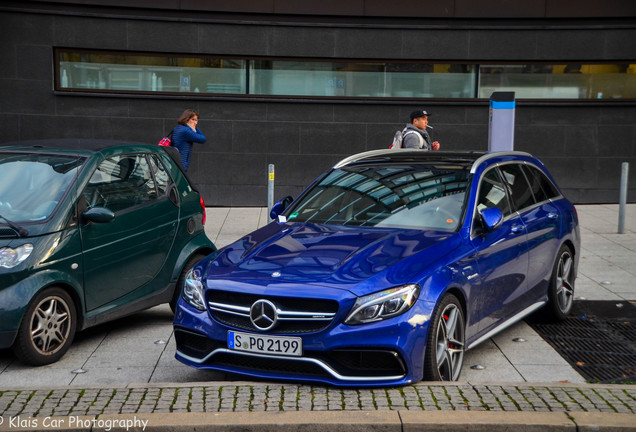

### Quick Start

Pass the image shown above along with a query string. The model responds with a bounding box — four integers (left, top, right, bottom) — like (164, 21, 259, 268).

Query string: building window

(249, 60, 475, 98)
(58, 50, 245, 94)
(479, 64, 636, 99)
(56, 49, 636, 100)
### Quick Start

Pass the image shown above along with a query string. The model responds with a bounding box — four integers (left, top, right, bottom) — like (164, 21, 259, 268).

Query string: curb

(1, 411, 635, 432)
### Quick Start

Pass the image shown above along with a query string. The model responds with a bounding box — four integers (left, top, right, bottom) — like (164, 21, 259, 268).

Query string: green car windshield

(0, 153, 85, 223)
(286, 163, 471, 231)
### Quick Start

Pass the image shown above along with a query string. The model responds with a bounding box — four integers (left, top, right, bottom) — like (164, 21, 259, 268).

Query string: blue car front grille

(206, 289, 339, 334)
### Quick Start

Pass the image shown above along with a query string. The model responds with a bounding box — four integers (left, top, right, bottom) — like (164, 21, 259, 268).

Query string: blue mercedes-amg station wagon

(174, 150, 580, 386)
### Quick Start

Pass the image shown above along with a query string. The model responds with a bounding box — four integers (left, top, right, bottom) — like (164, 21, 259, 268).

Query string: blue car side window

(476, 168, 511, 216)
(522, 164, 560, 201)
(499, 163, 536, 212)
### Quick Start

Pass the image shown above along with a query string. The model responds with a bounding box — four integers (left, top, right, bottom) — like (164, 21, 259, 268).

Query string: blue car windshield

(286, 163, 471, 230)
(0, 153, 85, 222)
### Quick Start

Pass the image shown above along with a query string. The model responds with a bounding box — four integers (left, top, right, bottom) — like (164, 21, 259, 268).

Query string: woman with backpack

(171, 109, 207, 171)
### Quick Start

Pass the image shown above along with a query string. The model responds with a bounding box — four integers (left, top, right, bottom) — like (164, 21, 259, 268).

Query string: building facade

(1, 1, 635, 205)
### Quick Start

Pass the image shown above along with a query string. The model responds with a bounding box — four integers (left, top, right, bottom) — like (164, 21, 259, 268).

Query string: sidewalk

(0, 381, 634, 431)
(0, 204, 634, 431)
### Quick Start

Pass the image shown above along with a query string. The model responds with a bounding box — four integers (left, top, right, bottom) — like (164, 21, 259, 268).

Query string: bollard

(618, 162, 629, 234)
(268, 164, 275, 220)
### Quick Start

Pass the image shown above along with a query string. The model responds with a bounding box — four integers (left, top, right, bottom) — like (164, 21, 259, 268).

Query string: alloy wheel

(434, 303, 465, 381)
(29, 295, 72, 356)
(555, 251, 574, 313)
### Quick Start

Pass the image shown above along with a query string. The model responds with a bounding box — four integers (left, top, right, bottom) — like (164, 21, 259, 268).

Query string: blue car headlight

(0, 244, 33, 269)
(182, 268, 206, 311)
(344, 284, 420, 325)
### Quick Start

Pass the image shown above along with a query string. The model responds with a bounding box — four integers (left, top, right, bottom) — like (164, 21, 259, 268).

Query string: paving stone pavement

(0, 204, 634, 431)
(0, 383, 635, 417)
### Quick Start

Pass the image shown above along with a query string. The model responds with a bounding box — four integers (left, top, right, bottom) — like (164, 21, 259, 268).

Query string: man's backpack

(389, 130, 404, 149)
(158, 131, 173, 147)
(390, 130, 423, 149)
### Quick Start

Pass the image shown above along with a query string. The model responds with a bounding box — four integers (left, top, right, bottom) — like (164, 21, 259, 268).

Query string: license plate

(228, 331, 302, 357)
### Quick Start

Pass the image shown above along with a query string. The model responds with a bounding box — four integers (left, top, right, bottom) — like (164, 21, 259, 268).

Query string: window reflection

(250, 60, 475, 98)
(286, 164, 470, 231)
(56, 49, 636, 100)
(0, 154, 83, 222)
(58, 51, 245, 94)
(479, 64, 636, 99)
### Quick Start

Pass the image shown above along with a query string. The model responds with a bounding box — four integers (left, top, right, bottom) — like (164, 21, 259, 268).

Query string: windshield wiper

(0, 214, 28, 237)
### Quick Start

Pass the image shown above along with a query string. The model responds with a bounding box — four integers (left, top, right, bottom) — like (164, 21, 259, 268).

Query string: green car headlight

(182, 268, 206, 311)
(344, 284, 420, 325)
(0, 244, 34, 269)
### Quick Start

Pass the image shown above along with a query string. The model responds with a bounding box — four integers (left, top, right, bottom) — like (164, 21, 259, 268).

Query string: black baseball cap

(410, 110, 431, 121)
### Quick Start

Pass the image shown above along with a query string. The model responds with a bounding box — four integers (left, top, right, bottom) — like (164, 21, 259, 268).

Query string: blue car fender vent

(321, 349, 407, 377)
(174, 328, 224, 360)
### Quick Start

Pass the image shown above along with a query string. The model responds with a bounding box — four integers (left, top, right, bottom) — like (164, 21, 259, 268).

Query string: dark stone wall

(0, 7, 635, 205)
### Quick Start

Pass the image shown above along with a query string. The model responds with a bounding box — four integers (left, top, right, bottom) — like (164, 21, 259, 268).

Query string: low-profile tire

(170, 252, 206, 313)
(423, 293, 465, 381)
(12, 287, 76, 366)
(545, 245, 575, 321)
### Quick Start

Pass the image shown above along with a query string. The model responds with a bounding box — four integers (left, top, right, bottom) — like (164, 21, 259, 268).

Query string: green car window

(84, 154, 157, 213)
(0, 153, 84, 222)
(149, 154, 171, 197)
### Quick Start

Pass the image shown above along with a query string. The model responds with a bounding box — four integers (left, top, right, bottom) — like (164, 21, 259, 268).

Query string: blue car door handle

(511, 224, 525, 234)
(547, 212, 559, 219)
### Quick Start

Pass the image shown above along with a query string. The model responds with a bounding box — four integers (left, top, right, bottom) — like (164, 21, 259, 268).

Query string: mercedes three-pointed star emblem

(249, 299, 278, 331)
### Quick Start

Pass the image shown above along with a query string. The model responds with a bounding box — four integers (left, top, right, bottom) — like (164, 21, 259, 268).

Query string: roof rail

(333, 149, 395, 169)
(469, 151, 533, 174)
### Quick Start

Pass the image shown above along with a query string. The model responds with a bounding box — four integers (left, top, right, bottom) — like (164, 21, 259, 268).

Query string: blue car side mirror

(480, 207, 503, 232)
(270, 196, 294, 220)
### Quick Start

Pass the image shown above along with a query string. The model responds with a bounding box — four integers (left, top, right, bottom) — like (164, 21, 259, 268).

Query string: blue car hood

(206, 222, 461, 296)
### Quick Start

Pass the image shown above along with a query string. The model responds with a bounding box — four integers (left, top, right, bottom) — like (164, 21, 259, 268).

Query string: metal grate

(527, 300, 636, 384)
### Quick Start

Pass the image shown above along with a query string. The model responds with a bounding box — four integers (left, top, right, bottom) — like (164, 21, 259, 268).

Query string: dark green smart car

(0, 140, 216, 365)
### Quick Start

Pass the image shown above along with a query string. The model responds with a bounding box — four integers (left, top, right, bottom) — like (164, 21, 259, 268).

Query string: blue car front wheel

(424, 294, 465, 381)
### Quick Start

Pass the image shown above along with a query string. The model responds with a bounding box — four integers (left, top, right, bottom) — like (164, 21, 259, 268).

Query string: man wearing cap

(402, 110, 440, 150)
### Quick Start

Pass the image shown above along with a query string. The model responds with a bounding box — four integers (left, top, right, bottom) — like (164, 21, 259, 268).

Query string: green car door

(80, 153, 179, 311)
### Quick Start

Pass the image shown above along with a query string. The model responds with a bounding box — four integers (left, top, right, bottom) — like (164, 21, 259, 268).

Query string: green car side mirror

(82, 207, 115, 224)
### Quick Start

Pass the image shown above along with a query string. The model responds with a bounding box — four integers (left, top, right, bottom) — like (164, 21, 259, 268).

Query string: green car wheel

(13, 287, 77, 366)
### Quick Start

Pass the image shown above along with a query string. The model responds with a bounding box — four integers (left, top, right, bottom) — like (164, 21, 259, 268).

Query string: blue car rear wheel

(546, 245, 575, 321)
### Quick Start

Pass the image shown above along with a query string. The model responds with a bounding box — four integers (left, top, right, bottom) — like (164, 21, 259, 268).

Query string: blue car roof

(334, 150, 536, 174)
